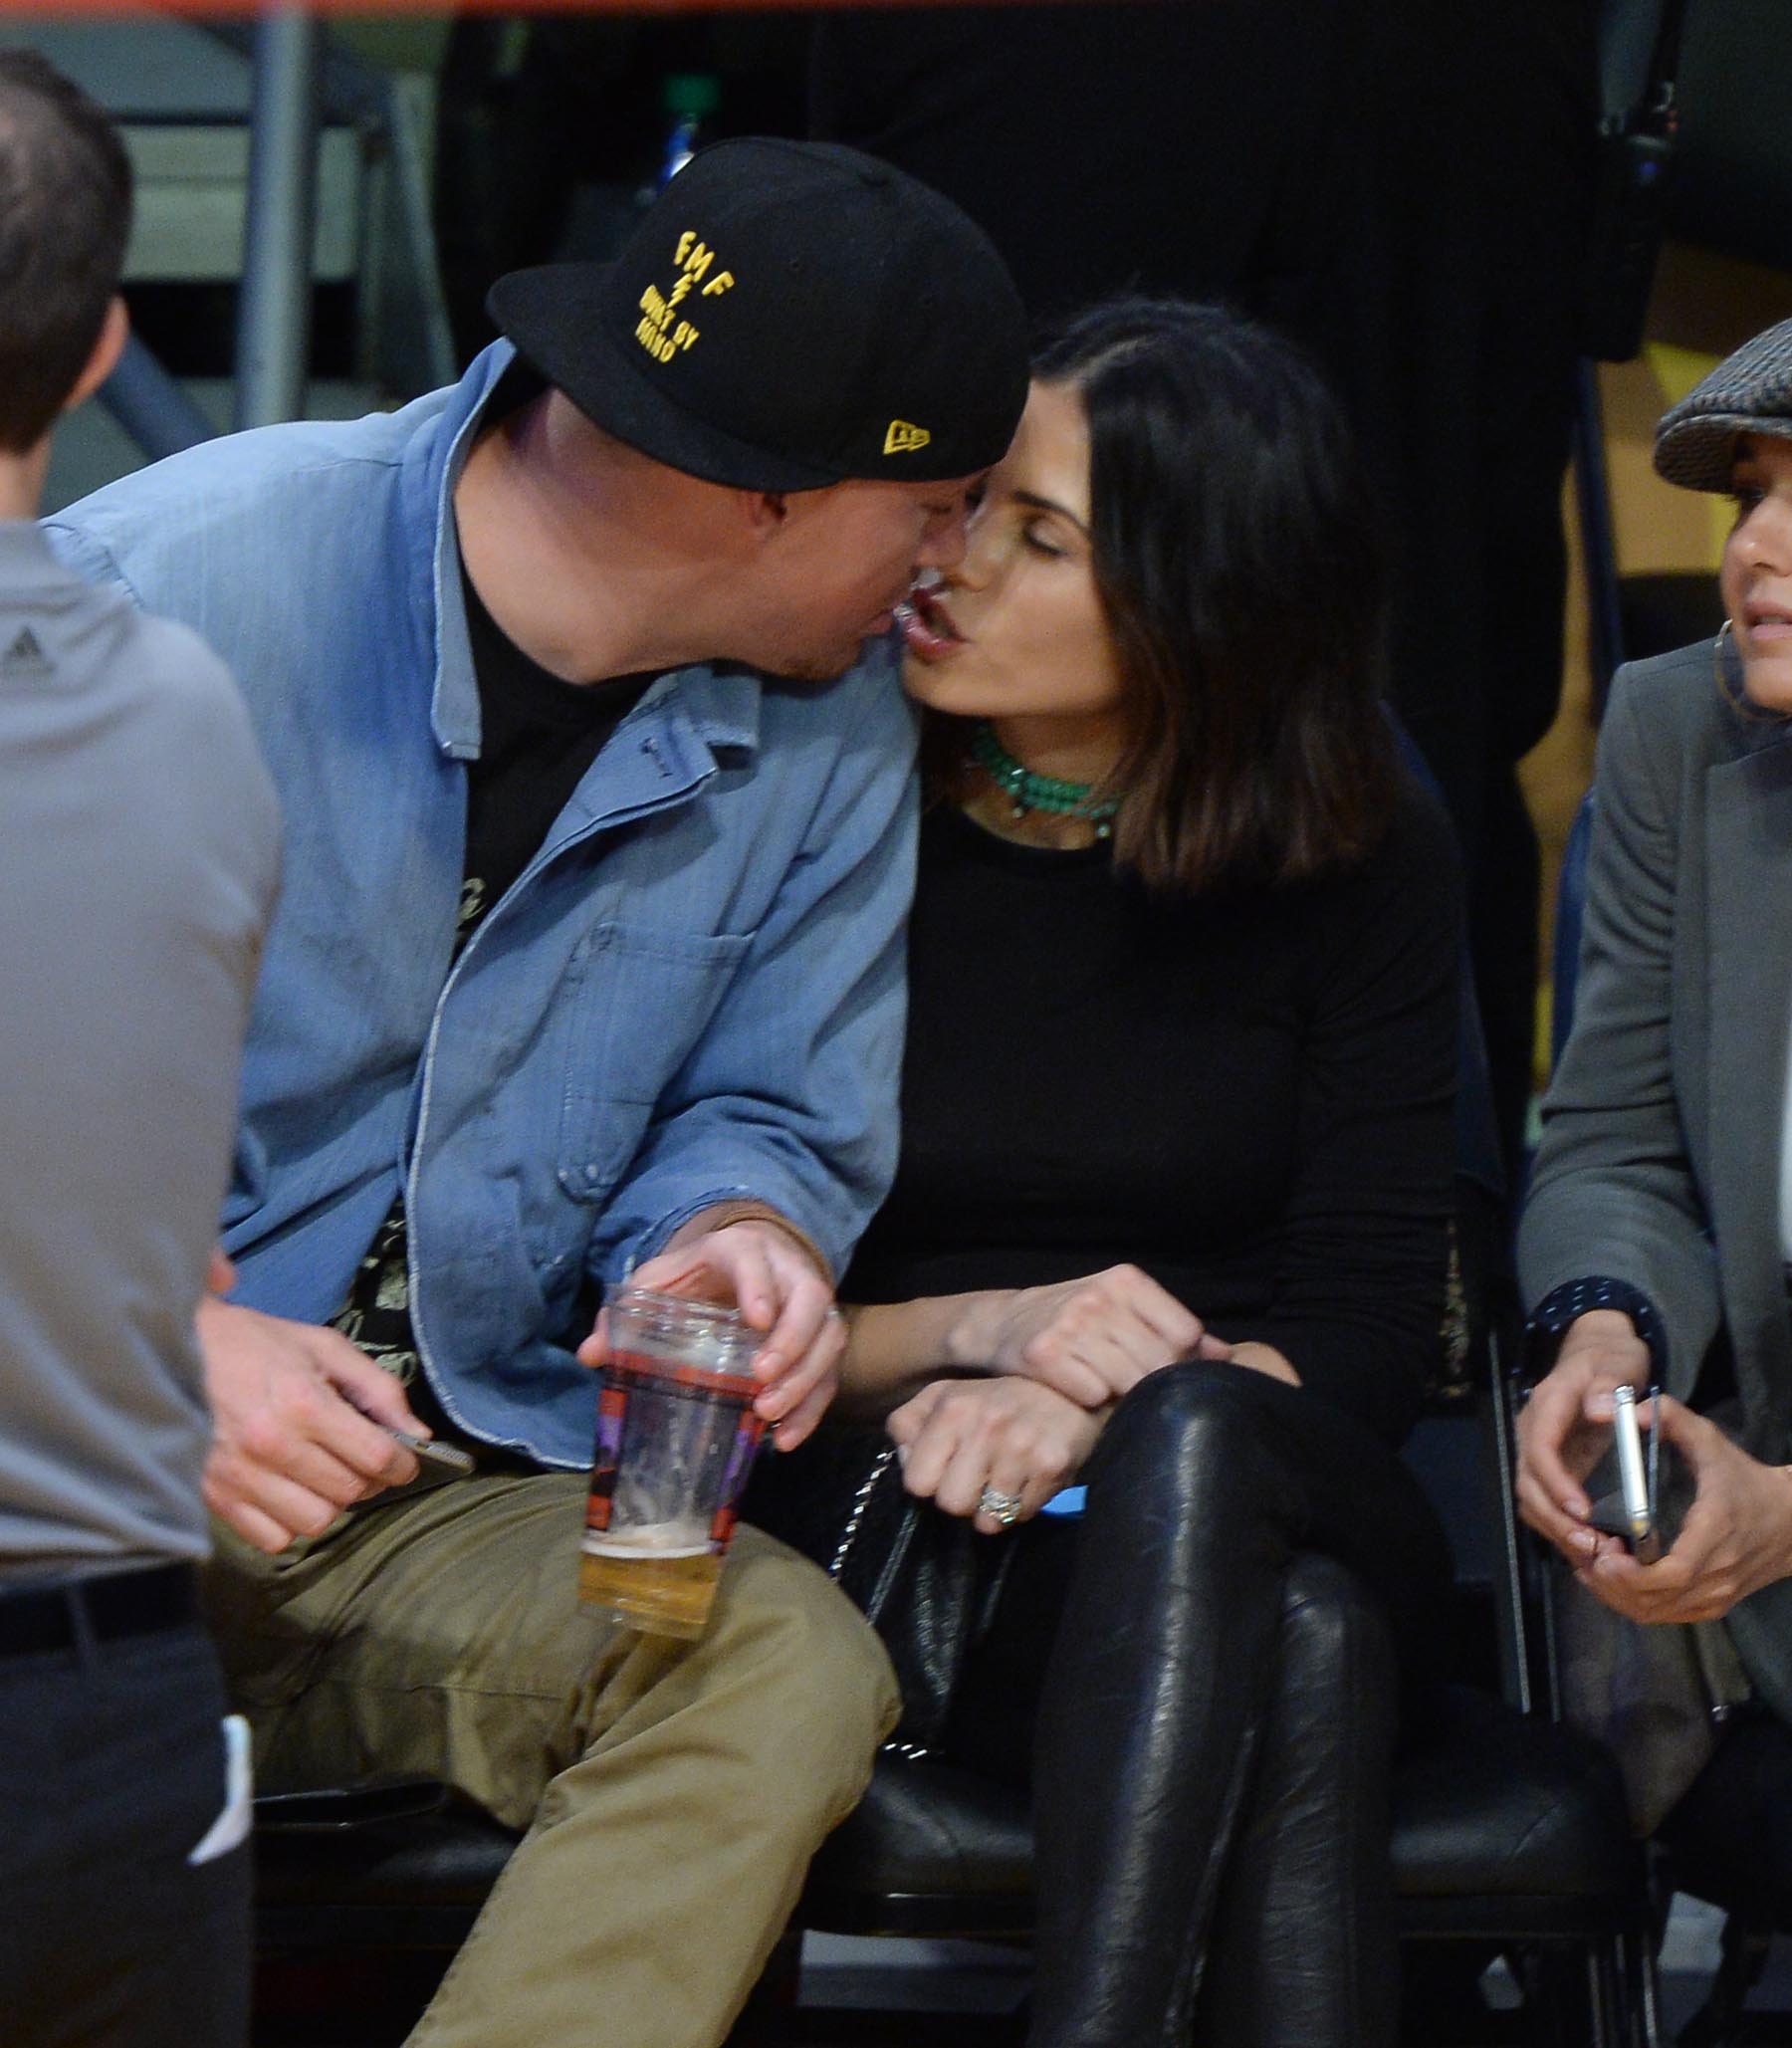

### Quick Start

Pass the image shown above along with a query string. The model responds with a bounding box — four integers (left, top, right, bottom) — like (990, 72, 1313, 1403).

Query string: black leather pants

(950, 1363, 1453, 2048)
(1192, 1551, 1399, 2045)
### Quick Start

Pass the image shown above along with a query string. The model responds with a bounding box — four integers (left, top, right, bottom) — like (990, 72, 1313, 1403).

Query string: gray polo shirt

(0, 519, 278, 1585)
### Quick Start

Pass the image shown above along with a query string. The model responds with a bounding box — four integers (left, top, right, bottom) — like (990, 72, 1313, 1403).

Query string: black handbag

(741, 1423, 1016, 1752)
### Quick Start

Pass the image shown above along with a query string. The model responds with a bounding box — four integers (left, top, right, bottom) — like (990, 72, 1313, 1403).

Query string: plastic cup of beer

(579, 1284, 766, 1639)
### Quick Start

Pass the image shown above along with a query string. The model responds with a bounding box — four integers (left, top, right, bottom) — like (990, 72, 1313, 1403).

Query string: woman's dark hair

(0, 50, 131, 456)
(938, 297, 1396, 894)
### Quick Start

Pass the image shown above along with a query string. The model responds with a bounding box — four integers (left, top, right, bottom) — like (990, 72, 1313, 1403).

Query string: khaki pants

(204, 1473, 898, 2048)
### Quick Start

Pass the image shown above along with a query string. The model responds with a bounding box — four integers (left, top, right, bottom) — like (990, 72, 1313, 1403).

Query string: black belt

(0, 1560, 199, 1658)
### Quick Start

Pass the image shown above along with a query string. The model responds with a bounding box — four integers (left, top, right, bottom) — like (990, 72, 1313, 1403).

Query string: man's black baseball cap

(486, 136, 1028, 493)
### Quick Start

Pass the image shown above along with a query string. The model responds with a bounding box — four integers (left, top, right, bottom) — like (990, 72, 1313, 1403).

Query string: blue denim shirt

(45, 343, 918, 1469)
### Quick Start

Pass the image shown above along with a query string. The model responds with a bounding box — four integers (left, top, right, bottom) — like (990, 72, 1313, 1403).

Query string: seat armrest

(253, 1774, 451, 1833)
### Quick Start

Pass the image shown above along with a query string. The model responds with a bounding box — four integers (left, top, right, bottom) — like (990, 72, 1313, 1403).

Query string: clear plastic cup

(578, 1285, 765, 1638)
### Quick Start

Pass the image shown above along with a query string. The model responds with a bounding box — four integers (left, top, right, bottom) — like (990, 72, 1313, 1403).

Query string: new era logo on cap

(0, 626, 51, 675)
(883, 421, 932, 456)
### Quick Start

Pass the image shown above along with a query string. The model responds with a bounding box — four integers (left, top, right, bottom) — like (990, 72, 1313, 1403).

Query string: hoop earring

(1712, 617, 1792, 725)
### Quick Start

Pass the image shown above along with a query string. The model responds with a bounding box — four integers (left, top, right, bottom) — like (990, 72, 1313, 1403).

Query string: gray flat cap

(1655, 316, 1792, 493)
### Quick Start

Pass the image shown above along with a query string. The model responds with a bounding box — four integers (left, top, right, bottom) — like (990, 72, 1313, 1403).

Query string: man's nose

(932, 510, 1002, 589)
(918, 507, 972, 574)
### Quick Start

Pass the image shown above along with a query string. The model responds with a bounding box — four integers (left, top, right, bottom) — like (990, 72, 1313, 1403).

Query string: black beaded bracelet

(1522, 1273, 1666, 1384)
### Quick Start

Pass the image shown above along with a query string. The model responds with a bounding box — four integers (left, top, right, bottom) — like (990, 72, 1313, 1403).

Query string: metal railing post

(233, 8, 322, 430)
(99, 334, 217, 462)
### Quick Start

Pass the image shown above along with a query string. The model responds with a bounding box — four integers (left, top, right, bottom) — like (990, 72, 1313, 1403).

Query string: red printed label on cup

(586, 1349, 766, 1550)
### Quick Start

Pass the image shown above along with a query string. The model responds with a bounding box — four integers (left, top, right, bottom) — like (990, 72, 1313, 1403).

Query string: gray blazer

(1521, 635, 1792, 1720)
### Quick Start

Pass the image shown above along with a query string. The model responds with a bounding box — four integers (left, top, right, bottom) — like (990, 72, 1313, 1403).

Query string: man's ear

(63, 296, 129, 414)
(741, 488, 791, 536)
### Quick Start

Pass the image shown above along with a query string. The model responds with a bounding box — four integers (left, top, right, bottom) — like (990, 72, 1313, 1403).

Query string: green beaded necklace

(969, 720, 1121, 838)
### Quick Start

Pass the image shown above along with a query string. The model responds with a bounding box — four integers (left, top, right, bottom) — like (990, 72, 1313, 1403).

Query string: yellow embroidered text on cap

(884, 420, 932, 456)
(634, 230, 736, 365)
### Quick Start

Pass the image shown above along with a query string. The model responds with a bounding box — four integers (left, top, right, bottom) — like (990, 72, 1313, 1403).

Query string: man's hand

(582, 1214, 843, 1451)
(943, 1264, 1226, 1409)
(198, 1297, 427, 1553)
(888, 1376, 1106, 1533)
(1581, 1398, 1792, 1624)
(1516, 1309, 1652, 1566)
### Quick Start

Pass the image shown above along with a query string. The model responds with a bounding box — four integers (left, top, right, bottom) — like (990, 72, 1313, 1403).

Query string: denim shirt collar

(410, 341, 764, 772)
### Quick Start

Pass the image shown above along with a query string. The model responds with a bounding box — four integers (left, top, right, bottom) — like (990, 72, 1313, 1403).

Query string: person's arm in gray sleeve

(1520, 667, 1722, 1375)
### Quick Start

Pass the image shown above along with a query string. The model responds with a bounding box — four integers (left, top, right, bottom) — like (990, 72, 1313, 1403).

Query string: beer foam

(582, 1518, 711, 1560)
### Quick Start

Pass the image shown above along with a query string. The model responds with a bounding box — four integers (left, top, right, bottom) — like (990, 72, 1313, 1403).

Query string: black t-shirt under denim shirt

(332, 553, 655, 1437)
(459, 566, 655, 918)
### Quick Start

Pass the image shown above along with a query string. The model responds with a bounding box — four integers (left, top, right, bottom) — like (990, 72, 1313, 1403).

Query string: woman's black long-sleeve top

(844, 778, 1463, 1449)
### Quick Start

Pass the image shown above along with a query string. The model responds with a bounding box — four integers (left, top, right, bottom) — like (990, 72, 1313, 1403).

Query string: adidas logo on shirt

(0, 626, 52, 676)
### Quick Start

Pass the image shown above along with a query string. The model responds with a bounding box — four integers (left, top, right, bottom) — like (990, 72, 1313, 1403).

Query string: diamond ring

(977, 1484, 1023, 1527)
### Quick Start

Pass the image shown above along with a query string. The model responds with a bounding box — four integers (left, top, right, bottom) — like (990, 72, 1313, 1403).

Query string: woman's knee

(1095, 1360, 1290, 1496)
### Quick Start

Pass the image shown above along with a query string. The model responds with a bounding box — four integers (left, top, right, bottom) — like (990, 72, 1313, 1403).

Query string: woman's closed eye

(1021, 519, 1070, 560)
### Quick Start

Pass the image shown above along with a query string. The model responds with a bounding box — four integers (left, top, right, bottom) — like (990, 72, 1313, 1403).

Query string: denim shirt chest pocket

(557, 918, 755, 1202)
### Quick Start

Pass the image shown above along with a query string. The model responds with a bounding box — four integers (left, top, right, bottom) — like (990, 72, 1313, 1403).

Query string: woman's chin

(1740, 654, 1792, 717)
(900, 654, 963, 707)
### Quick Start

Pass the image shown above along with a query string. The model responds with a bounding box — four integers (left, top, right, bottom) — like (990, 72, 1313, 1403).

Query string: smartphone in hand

(388, 1427, 476, 1479)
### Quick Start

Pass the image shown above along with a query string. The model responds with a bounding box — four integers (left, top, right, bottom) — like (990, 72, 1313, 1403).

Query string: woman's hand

(944, 1264, 1227, 1409)
(887, 1376, 1106, 1533)
(1515, 1309, 1652, 1565)
(1580, 1398, 1792, 1624)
